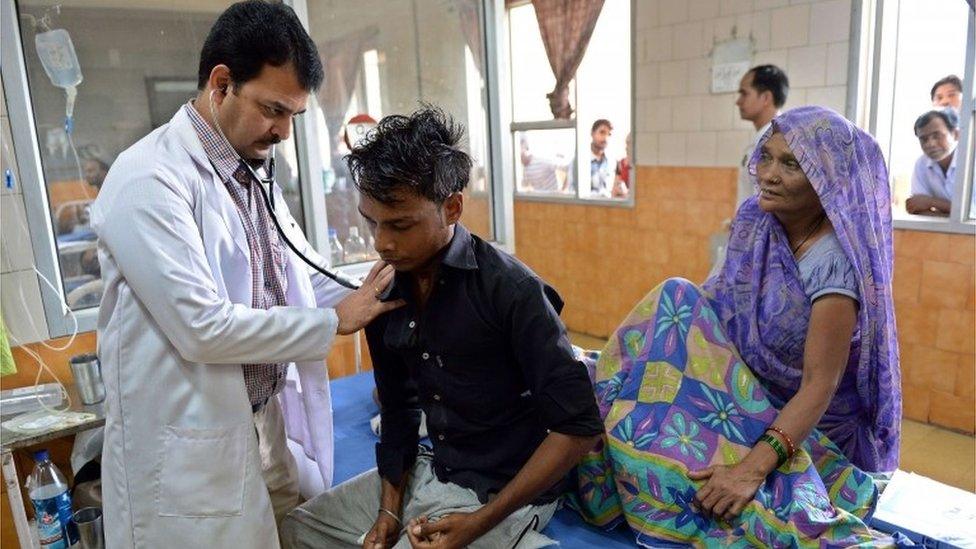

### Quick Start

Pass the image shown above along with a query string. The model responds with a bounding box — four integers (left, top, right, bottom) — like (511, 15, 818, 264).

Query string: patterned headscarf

(704, 106, 900, 472)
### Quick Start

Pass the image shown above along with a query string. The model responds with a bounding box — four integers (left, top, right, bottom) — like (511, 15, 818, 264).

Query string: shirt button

(408, 321, 416, 329)
(422, 352, 430, 360)
(439, 280, 445, 285)
(438, 434, 445, 441)
(433, 394, 441, 401)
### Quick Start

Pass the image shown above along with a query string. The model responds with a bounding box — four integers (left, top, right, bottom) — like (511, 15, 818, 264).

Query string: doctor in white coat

(90, 3, 402, 547)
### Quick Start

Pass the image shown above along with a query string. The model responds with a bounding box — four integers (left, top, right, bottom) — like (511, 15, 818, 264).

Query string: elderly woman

(572, 107, 900, 546)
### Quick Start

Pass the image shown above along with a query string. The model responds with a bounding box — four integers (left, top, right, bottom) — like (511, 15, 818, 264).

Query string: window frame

(503, 0, 637, 209)
(1, 0, 89, 337)
(851, 0, 976, 235)
(1, 0, 511, 337)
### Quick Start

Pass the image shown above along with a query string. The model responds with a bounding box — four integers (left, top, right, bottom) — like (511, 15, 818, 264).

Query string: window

(305, 0, 495, 268)
(2, 1, 308, 334)
(507, 0, 632, 204)
(856, 0, 975, 232)
(1, 0, 507, 337)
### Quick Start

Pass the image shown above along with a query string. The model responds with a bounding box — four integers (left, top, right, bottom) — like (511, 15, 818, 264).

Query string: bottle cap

(33, 449, 50, 462)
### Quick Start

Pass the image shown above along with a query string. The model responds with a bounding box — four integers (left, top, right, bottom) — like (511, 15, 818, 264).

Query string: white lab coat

(90, 106, 349, 548)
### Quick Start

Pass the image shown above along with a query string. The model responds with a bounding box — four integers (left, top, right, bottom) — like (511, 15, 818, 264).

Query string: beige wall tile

(935, 308, 976, 355)
(902, 381, 931, 422)
(659, 0, 690, 25)
(787, 44, 829, 87)
(920, 261, 971, 310)
(770, 4, 811, 49)
(929, 390, 976, 434)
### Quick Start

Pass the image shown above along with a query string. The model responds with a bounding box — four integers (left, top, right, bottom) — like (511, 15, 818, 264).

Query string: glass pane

(968, 104, 976, 221)
(508, 3, 573, 122)
(15, 1, 306, 311)
(575, 0, 631, 201)
(883, 0, 968, 219)
(514, 128, 576, 195)
(307, 0, 494, 265)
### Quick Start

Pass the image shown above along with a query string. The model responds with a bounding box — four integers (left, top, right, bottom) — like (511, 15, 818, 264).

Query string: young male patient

(281, 107, 602, 549)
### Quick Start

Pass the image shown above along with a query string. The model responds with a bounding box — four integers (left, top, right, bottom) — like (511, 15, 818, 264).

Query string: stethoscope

(209, 90, 361, 290)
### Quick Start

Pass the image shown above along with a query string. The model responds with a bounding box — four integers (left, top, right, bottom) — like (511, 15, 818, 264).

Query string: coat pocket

(156, 424, 249, 517)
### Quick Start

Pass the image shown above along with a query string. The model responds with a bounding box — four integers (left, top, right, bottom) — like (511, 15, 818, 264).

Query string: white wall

(633, 0, 853, 167)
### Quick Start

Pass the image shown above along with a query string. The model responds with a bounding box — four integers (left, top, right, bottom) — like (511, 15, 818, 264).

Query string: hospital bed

(329, 372, 634, 548)
(329, 373, 974, 548)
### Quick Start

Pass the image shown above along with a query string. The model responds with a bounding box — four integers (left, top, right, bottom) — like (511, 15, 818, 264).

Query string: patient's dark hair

(346, 106, 472, 204)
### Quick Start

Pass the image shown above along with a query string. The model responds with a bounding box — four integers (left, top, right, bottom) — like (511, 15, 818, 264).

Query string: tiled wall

(894, 230, 976, 434)
(634, 0, 852, 167)
(514, 166, 737, 336)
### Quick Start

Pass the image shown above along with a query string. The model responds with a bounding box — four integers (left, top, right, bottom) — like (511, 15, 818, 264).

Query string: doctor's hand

(336, 261, 405, 335)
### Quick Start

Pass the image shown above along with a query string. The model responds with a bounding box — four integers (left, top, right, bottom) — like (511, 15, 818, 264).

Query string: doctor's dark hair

(345, 106, 472, 205)
(747, 64, 790, 108)
(197, 1, 323, 92)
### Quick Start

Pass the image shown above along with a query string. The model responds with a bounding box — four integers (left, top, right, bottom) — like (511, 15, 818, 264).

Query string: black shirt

(367, 224, 603, 504)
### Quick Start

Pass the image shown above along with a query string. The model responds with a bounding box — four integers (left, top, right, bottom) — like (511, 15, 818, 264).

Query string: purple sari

(704, 106, 900, 472)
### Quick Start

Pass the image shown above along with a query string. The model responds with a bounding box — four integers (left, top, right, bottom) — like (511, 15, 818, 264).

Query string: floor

(568, 332, 976, 492)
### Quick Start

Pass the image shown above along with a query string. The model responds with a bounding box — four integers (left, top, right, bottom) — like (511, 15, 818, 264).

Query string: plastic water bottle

(328, 228, 344, 267)
(343, 226, 368, 264)
(26, 449, 78, 548)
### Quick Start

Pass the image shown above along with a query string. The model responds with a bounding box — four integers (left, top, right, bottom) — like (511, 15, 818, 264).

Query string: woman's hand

(687, 463, 766, 522)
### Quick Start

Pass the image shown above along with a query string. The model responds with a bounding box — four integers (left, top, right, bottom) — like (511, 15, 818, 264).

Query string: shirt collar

(441, 223, 478, 271)
(183, 101, 244, 183)
(925, 150, 958, 174)
(379, 223, 477, 302)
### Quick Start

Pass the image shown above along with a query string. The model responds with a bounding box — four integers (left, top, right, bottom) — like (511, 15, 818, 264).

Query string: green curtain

(0, 317, 16, 377)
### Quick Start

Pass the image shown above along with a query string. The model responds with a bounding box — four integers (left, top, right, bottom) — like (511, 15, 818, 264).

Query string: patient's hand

(406, 512, 488, 549)
(363, 512, 400, 549)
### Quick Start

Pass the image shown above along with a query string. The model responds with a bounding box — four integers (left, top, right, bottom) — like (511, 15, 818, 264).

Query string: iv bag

(35, 29, 83, 89)
(35, 29, 83, 119)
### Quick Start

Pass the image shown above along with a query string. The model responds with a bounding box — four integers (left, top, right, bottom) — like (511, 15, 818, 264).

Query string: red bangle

(766, 426, 796, 457)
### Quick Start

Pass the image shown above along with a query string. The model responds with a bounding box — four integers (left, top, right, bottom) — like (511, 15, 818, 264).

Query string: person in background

(281, 107, 602, 549)
(931, 74, 963, 110)
(82, 157, 109, 190)
(735, 64, 789, 206)
(519, 136, 560, 192)
(907, 109, 960, 216)
(590, 119, 614, 197)
(612, 132, 631, 199)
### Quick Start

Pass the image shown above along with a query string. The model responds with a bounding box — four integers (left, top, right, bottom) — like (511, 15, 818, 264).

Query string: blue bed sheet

(330, 372, 634, 548)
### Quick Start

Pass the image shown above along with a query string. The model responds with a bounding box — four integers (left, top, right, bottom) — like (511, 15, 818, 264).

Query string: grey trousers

(281, 451, 558, 549)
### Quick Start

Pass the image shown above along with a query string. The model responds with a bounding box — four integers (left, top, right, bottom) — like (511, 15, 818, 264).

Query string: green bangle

(759, 433, 789, 467)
